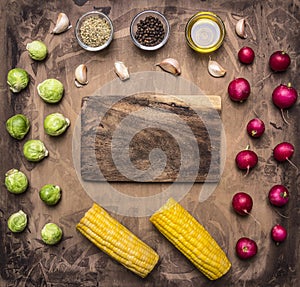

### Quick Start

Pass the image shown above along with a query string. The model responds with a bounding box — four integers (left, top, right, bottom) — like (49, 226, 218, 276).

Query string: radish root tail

(272, 208, 289, 219)
(246, 211, 262, 228)
(245, 211, 264, 242)
(281, 109, 290, 125)
(244, 167, 250, 177)
(286, 158, 298, 172)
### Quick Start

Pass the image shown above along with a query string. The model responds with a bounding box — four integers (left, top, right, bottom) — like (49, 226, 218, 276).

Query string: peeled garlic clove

(75, 64, 88, 88)
(52, 13, 72, 34)
(156, 58, 181, 76)
(114, 61, 130, 81)
(208, 58, 226, 77)
(235, 18, 247, 39)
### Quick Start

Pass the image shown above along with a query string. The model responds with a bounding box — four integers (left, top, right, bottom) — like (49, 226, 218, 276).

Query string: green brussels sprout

(23, 139, 48, 162)
(41, 223, 63, 245)
(6, 114, 30, 140)
(5, 168, 28, 194)
(26, 40, 48, 61)
(7, 68, 29, 93)
(37, 79, 64, 103)
(44, 113, 70, 136)
(7, 210, 28, 232)
(39, 184, 61, 205)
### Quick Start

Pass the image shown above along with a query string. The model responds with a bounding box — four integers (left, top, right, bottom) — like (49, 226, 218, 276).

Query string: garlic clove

(75, 81, 84, 88)
(75, 64, 88, 88)
(156, 58, 181, 76)
(114, 61, 130, 81)
(235, 18, 247, 39)
(52, 13, 72, 34)
(208, 57, 226, 77)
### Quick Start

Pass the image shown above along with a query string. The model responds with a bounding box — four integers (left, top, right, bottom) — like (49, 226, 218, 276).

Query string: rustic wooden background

(0, 0, 299, 286)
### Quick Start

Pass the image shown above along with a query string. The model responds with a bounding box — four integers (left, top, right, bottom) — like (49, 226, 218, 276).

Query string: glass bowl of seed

(75, 11, 114, 52)
(130, 10, 170, 51)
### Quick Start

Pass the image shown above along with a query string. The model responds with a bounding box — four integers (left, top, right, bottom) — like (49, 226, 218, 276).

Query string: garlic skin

(114, 61, 130, 81)
(156, 58, 181, 76)
(235, 18, 247, 39)
(75, 64, 88, 88)
(52, 13, 72, 34)
(208, 57, 226, 78)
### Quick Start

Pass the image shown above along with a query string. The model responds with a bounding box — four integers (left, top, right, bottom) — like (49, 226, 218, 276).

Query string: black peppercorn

(134, 15, 165, 47)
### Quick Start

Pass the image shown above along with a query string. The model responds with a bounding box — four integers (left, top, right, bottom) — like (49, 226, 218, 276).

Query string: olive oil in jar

(191, 18, 221, 48)
(185, 12, 225, 53)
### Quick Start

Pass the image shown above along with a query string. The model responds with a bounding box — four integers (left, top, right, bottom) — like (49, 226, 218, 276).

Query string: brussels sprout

(6, 114, 30, 140)
(26, 40, 48, 61)
(44, 113, 70, 136)
(7, 210, 28, 232)
(37, 79, 64, 103)
(23, 139, 48, 162)
(41, 223, 63, 245)
(39, 184, 61, 205)
(5, 168, 28, 194)
(7, 68, 29, 93)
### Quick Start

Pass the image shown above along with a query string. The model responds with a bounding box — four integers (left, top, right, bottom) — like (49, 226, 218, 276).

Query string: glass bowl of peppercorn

(130, 10, 170, 51)
(75, 11, 114, 52)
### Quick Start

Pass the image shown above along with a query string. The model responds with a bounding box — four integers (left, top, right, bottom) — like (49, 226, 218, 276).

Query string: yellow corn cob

(150, 198, 231, 280)
(76, 203, 159, 278)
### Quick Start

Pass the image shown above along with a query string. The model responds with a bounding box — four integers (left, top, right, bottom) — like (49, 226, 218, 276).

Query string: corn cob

(76, 203, 159, 278)
(150, 198, 231, 280)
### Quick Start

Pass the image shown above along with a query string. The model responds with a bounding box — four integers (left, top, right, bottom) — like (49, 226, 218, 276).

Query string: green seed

(79, 16, 111, 47)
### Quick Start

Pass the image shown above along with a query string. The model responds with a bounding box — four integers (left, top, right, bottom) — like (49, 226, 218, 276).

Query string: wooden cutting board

(81, 94, 222, 182)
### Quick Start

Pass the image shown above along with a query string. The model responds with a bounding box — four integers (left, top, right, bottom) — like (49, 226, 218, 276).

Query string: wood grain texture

(81, 94, 221, 182)
(0, 0, 299, 286)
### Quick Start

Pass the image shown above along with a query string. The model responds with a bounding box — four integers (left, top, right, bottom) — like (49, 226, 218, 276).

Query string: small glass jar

(75, 11, 114, 52)
(185, 12, 225, 53)
(130, 10, 170, 51)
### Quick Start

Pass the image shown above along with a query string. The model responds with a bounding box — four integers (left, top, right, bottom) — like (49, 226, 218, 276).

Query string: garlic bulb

(75, 64, 88, 88)
(208, 57, 226, 77)
(114, 61, 130, 81)
(235, 18, 247, 39)
(52, 13, 72, 34)
(156, 58, 181, 76)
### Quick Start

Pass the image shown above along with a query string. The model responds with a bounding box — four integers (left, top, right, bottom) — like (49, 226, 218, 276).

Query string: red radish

(235, 146, 258, 175)
(269, 51, 291, 72)
(238, 46, 255, 64)
(232, 192, 261, 226)
(272, 83, 298, 109)
(271, 224, 287, 245)
(273, 142, 297, 170)
(272, 83, 298, 124)
(273, 142, 294, 162)
(232, 192, 253, 215)
(247, 118, 265, 138)
(268, 185, 289, 207)
(235, 237, 258, 259)
(228, 78, 251, 102)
